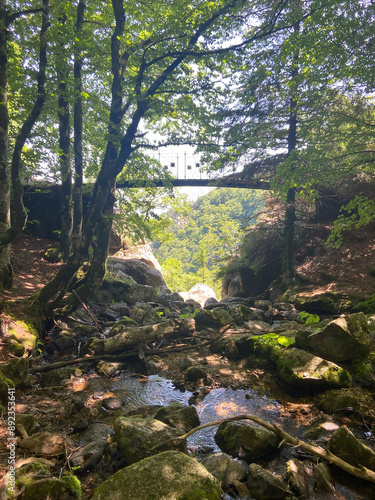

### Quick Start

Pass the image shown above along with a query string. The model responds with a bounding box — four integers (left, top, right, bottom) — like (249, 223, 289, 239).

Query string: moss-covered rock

(0, 372, 15, 404)
(0, 358, 29, 387)
(215, 420, 280, 461)
(315, 389, 360, 415)
(43, 247, 62, 263)
(194, 308, 233, 329)
(109, 317, 139, 337)
(185, 366, 207, 382)
(18, 474, 81, 500)
(275, 348, 352, 392)
(297, 313, 370, 363)
(92, 450, 221, 500)
(114, 416, 187, 464)
(328, 426, 375, 472)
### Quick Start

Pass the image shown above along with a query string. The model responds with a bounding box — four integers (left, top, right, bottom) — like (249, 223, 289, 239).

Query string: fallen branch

(152, 414, 375, 485)
(29, 325, 231, 374)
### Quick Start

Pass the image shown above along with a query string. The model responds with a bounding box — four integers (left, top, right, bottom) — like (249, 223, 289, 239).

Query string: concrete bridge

(117, 149, 271, 190)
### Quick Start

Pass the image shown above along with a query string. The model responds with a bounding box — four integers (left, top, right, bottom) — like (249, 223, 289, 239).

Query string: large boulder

(114, 243, 162, 271)
(215, 420, 280, 461)
(295, 313, 370, 363)
(107, 257, 168, 292)
(275, 348, 352, 392)
(114, 416, 187, 464)
(97, 274, 156, 305)
(92, 450, 221, 500)
(186, 283, 217, 307)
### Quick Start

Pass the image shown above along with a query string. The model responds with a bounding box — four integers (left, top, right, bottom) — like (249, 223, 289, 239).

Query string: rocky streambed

(1, 256, 375, 499)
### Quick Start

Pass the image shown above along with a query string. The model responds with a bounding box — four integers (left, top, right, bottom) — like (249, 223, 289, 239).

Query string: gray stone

(275, 348, 352, 392)
(215, 420, 280, 460)
(114, 416, 186, 464)
(314, 463, 335, 494)
(92, 450, 221, 500)
(247, 463, 291, 499)
(200, 452, 247, 490)
(70, 423, 114, 470)
(107, 257, 168, 291)
(154, 402, 200, 433)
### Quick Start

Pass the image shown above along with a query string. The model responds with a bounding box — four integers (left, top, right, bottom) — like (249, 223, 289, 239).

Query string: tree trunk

(0, 1, 11, 291)
(71, 0, 85, 254)
(281, 12, 300, 291)
(0, 1, 49, 291)
(57, 13, 72, 261)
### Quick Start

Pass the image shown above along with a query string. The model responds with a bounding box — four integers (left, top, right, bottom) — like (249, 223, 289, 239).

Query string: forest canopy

(0, 0, 374, 313)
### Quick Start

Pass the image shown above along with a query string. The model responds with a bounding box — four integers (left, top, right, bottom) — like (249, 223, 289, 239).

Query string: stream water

(85, 372, 375, 500)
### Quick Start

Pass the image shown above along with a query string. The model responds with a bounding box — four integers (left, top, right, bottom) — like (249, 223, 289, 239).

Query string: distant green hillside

(154, 188, 265, 295)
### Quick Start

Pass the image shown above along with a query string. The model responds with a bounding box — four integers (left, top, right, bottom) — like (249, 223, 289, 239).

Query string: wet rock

(185, 365, 207, 382)
(114, 416, 187, 464)
(275, 348, 352, 392)
(0, 358, 29, 388)
(314, 463, 335, 494)
(102, 397, 123, 410)
(247, 463, 292, 499)
(195, 308, 233, 329)
(154, 402, 200, 433)
(200, 452, 247, 490)
(70, 423, 114, 471)
(18, 431, 73, 456)
(92, 450, 221, 500)
(328, 426, 375, 471)
(295, 313, 370, 363)
(215, 420, 280, 460)
(285, 459, 309, 498)
(0, 372, 15, 404)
